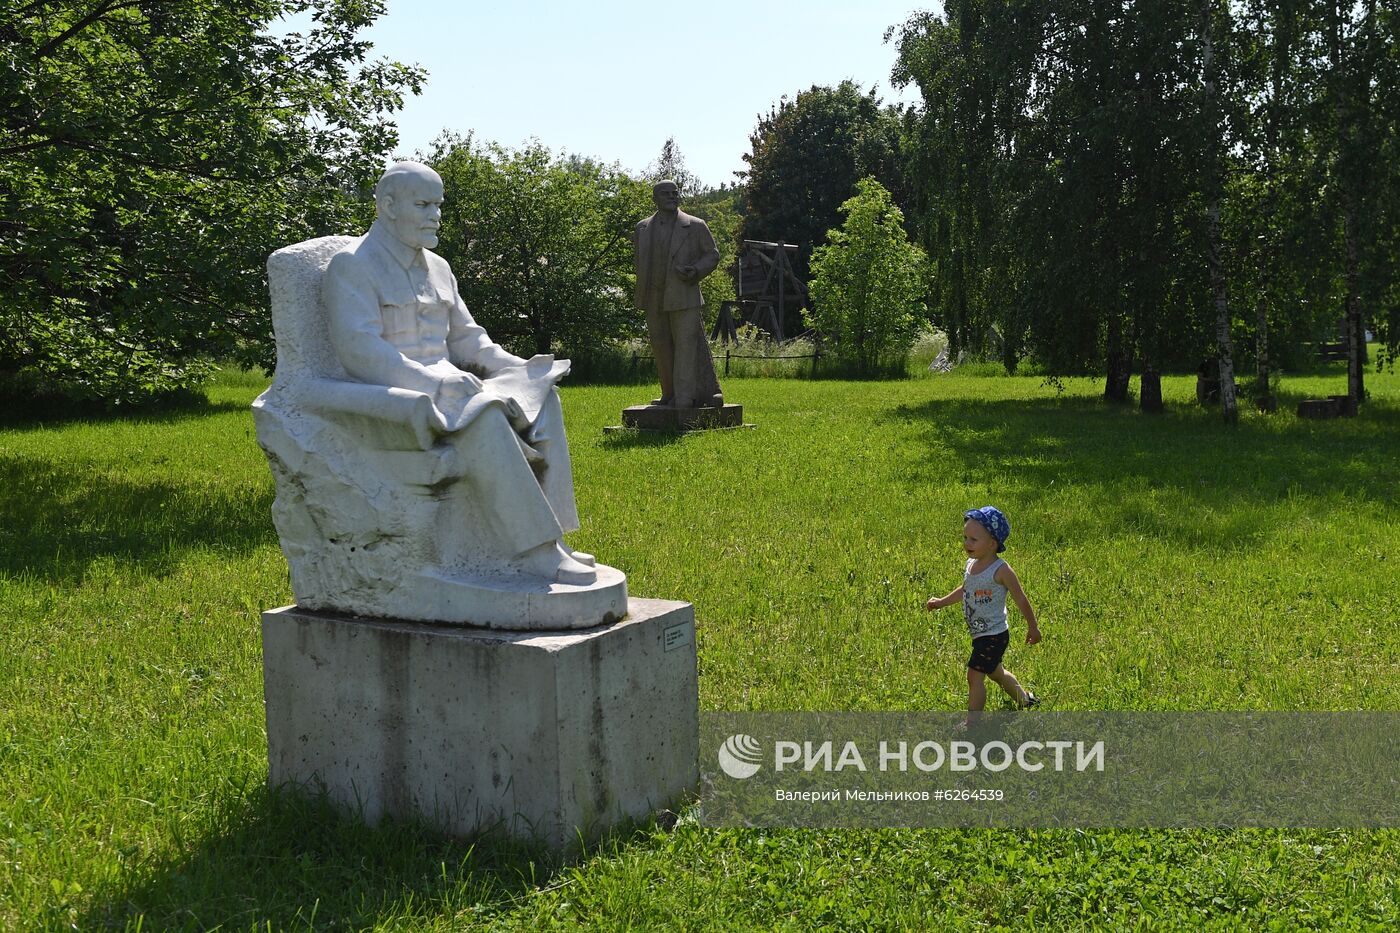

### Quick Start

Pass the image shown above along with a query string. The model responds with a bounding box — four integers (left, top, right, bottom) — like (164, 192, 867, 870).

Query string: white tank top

(963, 557, 1009, 638)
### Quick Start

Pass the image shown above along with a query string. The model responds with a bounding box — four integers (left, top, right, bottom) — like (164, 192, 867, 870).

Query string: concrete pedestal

(261, 598, 698, 850)
(618, 403, 744, 432)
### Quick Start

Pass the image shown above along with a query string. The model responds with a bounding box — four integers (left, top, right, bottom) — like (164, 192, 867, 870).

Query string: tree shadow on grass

(0, 456, 275, 582)
(0, 397, 251, 432)
(77, 785, 593, 931)
(883, 395, 1400, 549)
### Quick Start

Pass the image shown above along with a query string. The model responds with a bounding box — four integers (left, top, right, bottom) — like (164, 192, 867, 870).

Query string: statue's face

(653, 183, 680, 212)
(383, 173, 443, 250)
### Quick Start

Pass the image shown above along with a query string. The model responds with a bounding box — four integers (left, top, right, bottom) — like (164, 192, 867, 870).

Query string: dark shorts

(968, 631, 1010, 674)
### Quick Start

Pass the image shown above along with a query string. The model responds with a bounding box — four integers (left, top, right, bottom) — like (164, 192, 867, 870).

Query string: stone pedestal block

(619, 403, 744, 432)
(261, 598, 698, 849)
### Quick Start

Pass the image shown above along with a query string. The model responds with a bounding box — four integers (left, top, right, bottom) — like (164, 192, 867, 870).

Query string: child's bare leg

(988, 665, 1031, 706)
(965, 667, 988, 725)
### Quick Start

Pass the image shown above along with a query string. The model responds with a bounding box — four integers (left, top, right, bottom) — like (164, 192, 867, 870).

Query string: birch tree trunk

(1203, 1, 1238, 423)
(1105, 311, 1131, 402)
(1256, 0, 1293, 410)
(1342, 193, 1364, 412)
(1255, 295, 1271, 405)
(1330, 0, 1366, 413)
(1207, 197, 1239, 423)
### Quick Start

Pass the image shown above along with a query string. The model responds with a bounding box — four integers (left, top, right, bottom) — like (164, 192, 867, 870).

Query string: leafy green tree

(428, 136, 652, 357)
(739, 81, 906, 286)
(1230, 0, 1398, 401)
(643, 136, 701, 196)
(1320, 0, 1394, 404)
(890, 2, 1045, 372)
(0, 0, 424, 407)
(808, 177, 927, 375)
(892, 1, 1271, 417)
(891, 0, 1400, 415)
(1199, 0, 1243, 421)
(906, 1, 1220, 400)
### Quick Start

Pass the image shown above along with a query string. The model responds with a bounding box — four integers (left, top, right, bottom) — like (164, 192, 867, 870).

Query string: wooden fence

(629, 347, 822, 377)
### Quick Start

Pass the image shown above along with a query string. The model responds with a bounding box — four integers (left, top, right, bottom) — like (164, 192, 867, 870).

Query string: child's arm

(995, 563, 1042, 644)
(925, 585, 963, 611)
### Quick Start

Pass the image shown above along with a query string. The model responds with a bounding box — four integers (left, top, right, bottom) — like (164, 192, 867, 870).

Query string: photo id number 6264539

(933, 789, 1005, 802)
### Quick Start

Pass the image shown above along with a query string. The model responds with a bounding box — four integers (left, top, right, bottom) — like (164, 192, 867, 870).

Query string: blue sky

(334, 0, 937, 188)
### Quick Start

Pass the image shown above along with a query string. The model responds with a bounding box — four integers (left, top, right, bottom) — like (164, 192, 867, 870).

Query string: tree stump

(1297, 399, 1340, 419)
(1140, 371, 1164, 413)
(1328, 394, 1358, 417)
(1196, 360, 1220, 405)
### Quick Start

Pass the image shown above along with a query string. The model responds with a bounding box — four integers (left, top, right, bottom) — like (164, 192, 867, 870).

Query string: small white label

(663, 622, 692, 652)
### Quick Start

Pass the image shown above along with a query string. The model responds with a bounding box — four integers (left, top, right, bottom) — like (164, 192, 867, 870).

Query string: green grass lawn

(2, 364, 1398, 930)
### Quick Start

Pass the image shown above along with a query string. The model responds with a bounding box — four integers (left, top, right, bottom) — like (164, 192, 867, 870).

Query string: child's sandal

(1020, 691, 1040, 709)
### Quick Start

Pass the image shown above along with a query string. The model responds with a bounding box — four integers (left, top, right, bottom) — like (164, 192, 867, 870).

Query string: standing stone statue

(633, 180, 724, 408)
(253, 160, 625, 629)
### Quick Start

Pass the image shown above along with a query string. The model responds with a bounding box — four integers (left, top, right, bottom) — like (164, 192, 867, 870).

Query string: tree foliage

(428, 136, 652, 357)
(889, 0, 1400, 411)
(809, 177, 927, 375)
(0, 0, 424, 407)
(739, 81, 907, 286)
(891, 1, 1216, 385)
(643, 136, 700, 197)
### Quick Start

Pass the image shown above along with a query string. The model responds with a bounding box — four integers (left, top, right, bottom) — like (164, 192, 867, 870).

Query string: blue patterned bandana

(965, 506, 1010, 553)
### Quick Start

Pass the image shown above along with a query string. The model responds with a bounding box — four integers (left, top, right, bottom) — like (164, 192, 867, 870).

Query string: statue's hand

(434, 369, 483, 415)
(476, 345, 527, 372)
(444, 370, 484, 392)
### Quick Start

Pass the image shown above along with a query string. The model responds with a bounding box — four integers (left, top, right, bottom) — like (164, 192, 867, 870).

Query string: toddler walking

(925, 506, 1041, 727)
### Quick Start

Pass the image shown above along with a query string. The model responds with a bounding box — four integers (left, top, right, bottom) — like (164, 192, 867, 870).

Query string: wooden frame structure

(712, 239, 808, 344)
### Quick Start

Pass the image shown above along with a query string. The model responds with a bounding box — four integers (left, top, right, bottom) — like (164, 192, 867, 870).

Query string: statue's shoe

(553, 560, 596, 586)
(519, 541, 597, 585)
(567, 548, 596, 567)
(674, 396, 723, 409)
(651, 396, 673, 406)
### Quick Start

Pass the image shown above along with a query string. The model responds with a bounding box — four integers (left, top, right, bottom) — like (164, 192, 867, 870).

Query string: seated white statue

(252, 161, 626, 629)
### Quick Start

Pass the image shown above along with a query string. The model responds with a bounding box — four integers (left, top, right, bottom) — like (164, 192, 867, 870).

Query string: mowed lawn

(1, 364, 1397, 930)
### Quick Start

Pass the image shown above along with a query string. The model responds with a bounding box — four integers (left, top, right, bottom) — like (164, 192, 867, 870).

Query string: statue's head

(652, 180, 681, 213)
(375, 161, 444, 250)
